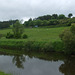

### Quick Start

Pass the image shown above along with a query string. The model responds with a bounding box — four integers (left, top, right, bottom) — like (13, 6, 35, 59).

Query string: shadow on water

(0, 50, 75, 75)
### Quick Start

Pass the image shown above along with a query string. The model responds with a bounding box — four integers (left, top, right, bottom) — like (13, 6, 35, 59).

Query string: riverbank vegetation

(59, 23, 75, 54)
(0, 27, 69, 53)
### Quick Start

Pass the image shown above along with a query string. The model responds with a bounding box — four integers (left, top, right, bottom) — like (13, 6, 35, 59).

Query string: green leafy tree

(13, 21, 24, 39)
(49, 19, 59, 25)
(35, 19, 43, 26)
(59, 14, 66, 19)
(28, 18, 32, 22)
(37, 15, 52, 20)
(24, 21, 29, 27)
(52, 14, 58, 19)
(68, 13, 73, 18)
(42, 20, 48, 26)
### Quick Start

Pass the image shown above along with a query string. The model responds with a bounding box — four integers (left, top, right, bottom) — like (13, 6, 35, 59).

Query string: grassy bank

(0, 39, 64, 53)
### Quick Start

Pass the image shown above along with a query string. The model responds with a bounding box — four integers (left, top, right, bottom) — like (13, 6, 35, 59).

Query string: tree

(49, 19, 59, 25)
(52, 14, 58, 19)
(0, 20, 18, 29)
(28, 18, 32, 21)
(35, 19, 43, 26)
(13, 21, 24, 39)
(68, 13, 73, 18)
(46, 15, 52, 20)
(59, 14, 66, 19)
(42, 20, 48, 26)
(37, 15, 52, 20)
(24, 21, 29, 27)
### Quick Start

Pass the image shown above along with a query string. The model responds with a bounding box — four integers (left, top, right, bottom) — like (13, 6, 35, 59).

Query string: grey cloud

(0, 0, 75, 21)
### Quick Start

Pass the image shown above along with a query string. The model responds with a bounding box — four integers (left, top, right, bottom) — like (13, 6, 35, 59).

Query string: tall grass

(0, 40, 64, 52)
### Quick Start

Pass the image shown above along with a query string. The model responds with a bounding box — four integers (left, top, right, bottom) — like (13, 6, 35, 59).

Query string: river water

(0, 51, 75, 75)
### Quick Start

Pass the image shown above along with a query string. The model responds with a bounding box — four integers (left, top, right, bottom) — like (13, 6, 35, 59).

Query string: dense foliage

(22, 34, 28, 39)
(6, 32, 14, 39)
(0, 20, 18, 29)
(24, 13, 74, 27)
(13, 21, 24, 39)
(59, 24, 75, 54)
(6, 21, 27, 39)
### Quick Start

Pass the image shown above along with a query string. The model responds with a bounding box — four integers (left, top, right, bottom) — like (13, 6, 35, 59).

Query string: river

(0, 51, 74, 75)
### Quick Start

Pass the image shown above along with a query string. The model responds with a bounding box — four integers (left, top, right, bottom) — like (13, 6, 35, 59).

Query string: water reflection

(59, 56, 75, 75)
(12, 55, 25, 69)
(0, 51, 75, 75)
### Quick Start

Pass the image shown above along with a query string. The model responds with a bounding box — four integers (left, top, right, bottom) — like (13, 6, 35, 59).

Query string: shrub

(70, 23, 75, 34)
(13, 21, 24, 39)
(24, 41, 34, 51)
(22, 34, 28, 39)
(59, 25, 75, 54)
(6, 32, 14, 39)
(42, 42, 54, 52)
(53, 41, 64, 52)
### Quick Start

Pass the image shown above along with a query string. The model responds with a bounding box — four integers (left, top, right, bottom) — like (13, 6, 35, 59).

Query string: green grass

(0, 27, 69, 42)
(0, 27, 69, 52)
(0, 71, 11, 75)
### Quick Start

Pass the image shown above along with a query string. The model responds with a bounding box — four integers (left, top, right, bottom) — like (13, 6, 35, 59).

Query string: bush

(53, 41, 64, 52)
(22, 34, 28, 39)
(59, 25, 75, 54)
(6, 32, 14, 39)
(70, 23, 75, 34)
(42, 42, 54, 52)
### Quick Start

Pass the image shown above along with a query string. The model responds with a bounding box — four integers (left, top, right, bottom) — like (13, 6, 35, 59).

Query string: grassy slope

(0, 27, 69, 42)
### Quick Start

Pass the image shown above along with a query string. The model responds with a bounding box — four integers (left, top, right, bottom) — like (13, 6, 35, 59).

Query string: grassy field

(0, 27, 69, 42)
(0, 26, 70, 53)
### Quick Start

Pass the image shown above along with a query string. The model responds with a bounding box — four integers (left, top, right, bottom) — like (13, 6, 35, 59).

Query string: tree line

(0, 13, 74, 29)
(0, 19, 18, 29)
(36, 13, 73, 20)
(24, 13, 74, 27)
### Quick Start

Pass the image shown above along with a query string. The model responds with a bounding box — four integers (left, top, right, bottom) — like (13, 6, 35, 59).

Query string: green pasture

(0, 27, 69, 42)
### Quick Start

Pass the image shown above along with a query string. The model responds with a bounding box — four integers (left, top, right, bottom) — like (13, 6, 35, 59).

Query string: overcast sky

(0, 0, 75, 21)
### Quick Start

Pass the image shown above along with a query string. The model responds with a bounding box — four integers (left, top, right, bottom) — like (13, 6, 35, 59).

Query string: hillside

(0, 27, 69, 42)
